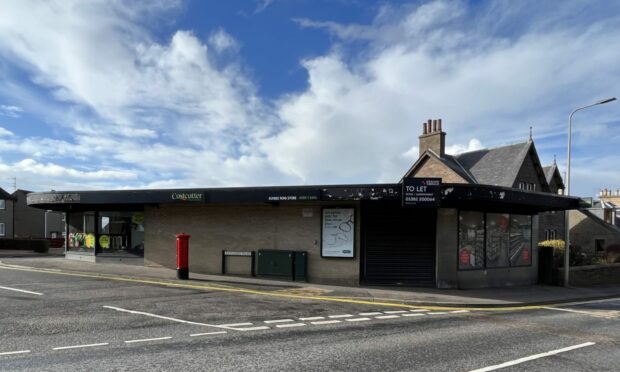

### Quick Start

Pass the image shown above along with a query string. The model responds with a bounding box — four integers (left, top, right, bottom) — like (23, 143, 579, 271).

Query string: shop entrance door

(361, 201, 436, 286)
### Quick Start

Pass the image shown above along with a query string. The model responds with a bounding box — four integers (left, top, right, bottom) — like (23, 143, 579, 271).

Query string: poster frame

(321, 206, 356, 259)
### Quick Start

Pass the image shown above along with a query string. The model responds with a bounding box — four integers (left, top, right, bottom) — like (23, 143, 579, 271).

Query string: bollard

(176, 233, 191, 280)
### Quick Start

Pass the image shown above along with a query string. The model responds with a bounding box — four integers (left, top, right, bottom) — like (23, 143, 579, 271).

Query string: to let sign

(402, 178, 441, 207)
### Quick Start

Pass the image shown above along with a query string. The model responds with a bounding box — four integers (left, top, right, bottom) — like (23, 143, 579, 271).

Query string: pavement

(1, 249, 620, 308)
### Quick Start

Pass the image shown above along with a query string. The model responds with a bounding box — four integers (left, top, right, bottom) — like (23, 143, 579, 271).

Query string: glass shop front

(66, 211, 145, 256)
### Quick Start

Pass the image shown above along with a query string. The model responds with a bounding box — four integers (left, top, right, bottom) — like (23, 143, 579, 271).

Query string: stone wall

(557, 263, 620, 286)
(412, 157, 469, 184)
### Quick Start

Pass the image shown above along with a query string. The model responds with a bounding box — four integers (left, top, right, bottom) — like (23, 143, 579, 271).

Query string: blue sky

(0, 0, 618, 198)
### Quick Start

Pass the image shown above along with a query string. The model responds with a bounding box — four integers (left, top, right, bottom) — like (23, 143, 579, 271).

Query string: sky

(0, 0, 618, 198)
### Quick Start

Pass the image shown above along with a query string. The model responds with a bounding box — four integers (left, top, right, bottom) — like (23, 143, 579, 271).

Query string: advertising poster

(321, 208, 355, 258)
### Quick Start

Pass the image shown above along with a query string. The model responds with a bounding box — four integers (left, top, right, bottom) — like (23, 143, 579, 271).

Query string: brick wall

(144, 202, 361, 285)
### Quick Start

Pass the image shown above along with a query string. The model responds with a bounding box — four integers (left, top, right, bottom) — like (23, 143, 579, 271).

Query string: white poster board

(321, 208, 355, 258)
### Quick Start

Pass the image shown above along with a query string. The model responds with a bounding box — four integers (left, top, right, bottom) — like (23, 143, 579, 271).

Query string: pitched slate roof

(0, 187, 15, 200)
(452, 141, 531, 187)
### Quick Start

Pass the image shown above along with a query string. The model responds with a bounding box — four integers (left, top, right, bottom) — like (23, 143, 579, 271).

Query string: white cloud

(254, 0, 274, 14)
(0, 0, 618, 198)
(446, 139, 484, 155)
(0, 127, 14, 136)
(208, 28, 239, 54)
(0, 104, 23, 118)
(268, 1, 620, 193)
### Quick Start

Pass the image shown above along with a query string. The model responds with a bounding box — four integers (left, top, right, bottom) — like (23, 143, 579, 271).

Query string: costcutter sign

(171, 192, 203, 202)
(402, 178, 441, 207)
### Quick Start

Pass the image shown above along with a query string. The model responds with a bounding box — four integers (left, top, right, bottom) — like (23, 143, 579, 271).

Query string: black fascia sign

(402, 178, 442, 207)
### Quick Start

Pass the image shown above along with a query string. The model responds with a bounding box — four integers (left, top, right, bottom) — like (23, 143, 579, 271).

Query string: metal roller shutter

(362, 201, 436, 286)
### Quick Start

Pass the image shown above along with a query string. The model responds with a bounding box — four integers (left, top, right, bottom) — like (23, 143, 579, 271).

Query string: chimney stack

(419, 118, 446, 157)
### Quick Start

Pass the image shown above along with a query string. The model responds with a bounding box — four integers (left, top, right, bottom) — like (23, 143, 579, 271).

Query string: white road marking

(383, 310, 407, 314)
(359, 312, 382, 316)
(0, 285, 43, 296)
(328, 314, 353, 318)
(468, 342, 596, 372)
(409, 309, 428, 312)
(234, 326, 270, 331)
(299, 316, 324, 321)
(345, 317, 371, 322)
(190, 331, 227, 337)
(219, 322, 253, 327)
(276, 323, 306, 328)
(427, 312, 448, 315)
(450, 310, 470, 314)
(375, 315, 400, 319)
(189, 331, 228, 337)
(402, 313, 425, 317)
(53, 343, 109, 350)
(125, 337, 172, 344)
(264, 319, 294, 324)
(544, 307, 618, 318)
(0, 350, 30, 356)
(103, 305, 240, 331)
(311, 320, 342, 325)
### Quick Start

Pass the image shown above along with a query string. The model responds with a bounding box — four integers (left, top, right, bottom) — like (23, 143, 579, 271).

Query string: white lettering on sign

(171, 192, 203, 201)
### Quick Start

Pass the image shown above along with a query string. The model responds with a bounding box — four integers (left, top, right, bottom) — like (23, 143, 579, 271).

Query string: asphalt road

(0, 264, 619, 371)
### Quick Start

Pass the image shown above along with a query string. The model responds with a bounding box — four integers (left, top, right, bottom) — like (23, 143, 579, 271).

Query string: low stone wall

(557, 263, 620, 286)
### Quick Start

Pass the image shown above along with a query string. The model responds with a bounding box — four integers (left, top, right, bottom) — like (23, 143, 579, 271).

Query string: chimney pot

(418, 118, 446, 158)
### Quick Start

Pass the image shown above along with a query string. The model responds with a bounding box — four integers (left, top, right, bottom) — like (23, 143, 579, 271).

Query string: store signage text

(402, 178, 441, 207)
(267, 195, 319, 202)
(171, 192, 203, 202)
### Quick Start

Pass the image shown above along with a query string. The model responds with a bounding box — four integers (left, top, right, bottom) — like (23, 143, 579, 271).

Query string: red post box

(176, 233, 191, 280)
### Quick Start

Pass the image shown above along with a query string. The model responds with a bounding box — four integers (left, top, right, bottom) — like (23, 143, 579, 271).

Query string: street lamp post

(564, 97, 616, 287)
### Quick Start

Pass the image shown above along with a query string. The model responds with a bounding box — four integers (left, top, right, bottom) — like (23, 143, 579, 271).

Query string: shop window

(0, 223, 5, 236)
(458, 212, 532, 270)
(67, 212, 96, 253)
(486, 214, 510, 268)
(98, 212, 144, 255)
(0, 199, 5, 210)
(458, 211, 485, 270)
(510, 215, 532, 266)
(595, 239, 605, 252)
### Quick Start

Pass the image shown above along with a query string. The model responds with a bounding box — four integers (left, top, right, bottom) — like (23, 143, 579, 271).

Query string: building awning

(27, 182, 579, 214)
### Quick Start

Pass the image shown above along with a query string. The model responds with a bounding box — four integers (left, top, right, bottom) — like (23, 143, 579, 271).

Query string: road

(0, 262, 619, 371)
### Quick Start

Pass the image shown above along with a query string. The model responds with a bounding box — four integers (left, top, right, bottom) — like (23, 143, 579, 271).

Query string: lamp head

(597, 97, 617, 105)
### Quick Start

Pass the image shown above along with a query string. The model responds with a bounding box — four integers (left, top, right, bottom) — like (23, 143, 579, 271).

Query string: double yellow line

(0, 262, 572, 312)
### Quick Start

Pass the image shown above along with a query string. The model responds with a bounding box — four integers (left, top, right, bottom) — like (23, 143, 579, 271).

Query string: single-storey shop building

(27, 182, 576, 289)
(27, 121, 579, 288)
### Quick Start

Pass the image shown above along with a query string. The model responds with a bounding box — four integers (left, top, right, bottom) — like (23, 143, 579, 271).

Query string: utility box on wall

(257, 249, 307, 281)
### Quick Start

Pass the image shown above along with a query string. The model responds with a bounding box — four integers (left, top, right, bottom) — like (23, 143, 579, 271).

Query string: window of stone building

(0, 199, 5, 210)
(604, 209, 613, 224)
(0, 223, 4, 236)
(518, 182, 536, 191)
(545, 229, 558, 240)
(595, 239, 605, 252)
